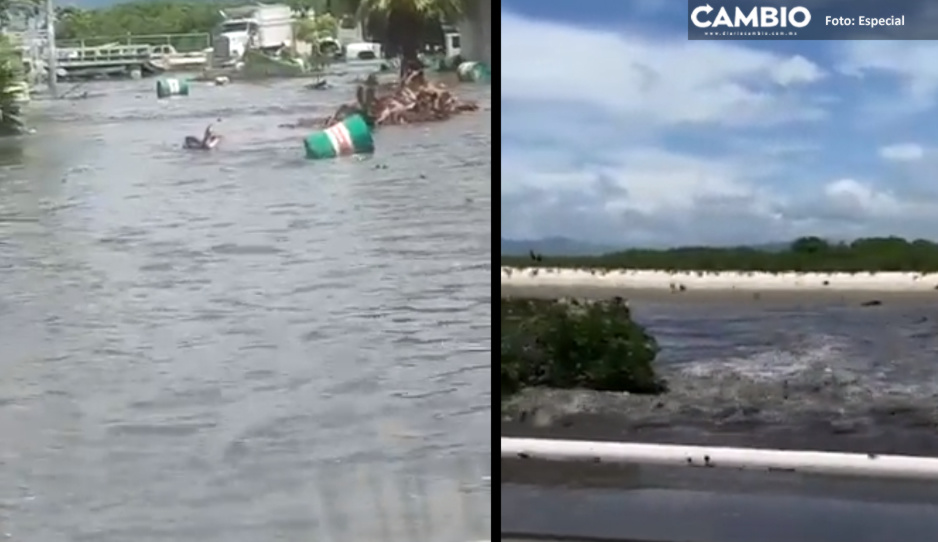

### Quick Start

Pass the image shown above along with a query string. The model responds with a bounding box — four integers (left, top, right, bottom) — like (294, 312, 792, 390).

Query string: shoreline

(500, 283, 937, 305)
(501, 267, 938, 294)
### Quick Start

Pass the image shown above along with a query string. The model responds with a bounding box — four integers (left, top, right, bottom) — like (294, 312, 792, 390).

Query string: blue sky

(501, 0, 938, 246)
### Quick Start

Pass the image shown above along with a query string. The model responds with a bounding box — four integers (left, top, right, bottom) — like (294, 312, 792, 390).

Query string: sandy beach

(501, 267, 938, 300)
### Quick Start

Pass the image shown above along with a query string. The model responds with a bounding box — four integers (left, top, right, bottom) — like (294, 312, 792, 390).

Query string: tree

(287, 0, 317, 18)
(355, 0, 463, 76)
(0, 0, 39, 27)
(790, 236, 829, 255)
(293, 13, 338, 42)
(500, 236, 938, 273)
(286, 0, 360, 18)
(54, 1, 233, 41)
(0, 35, 26, 136)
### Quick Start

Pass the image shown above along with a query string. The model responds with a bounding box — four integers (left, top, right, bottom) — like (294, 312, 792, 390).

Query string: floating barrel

(303, 114, 374, 160)
(457, 61, 490, 83)
(156, 78, 189, 99)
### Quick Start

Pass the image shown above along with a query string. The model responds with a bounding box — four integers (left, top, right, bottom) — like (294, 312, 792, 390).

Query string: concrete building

(457, 0, 491, 65)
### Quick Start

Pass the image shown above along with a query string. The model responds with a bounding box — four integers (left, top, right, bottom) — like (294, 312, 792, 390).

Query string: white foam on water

(678, 334, 851, 382)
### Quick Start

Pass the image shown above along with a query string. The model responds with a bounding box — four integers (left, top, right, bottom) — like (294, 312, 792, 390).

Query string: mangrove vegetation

(501, 297, 666, 399)
(501, 236, 938, 273)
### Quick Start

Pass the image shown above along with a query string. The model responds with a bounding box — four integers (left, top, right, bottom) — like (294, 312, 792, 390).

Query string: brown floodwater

(0, 73, 492, 542)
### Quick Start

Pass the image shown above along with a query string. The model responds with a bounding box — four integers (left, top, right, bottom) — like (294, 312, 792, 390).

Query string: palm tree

(355, 0, 464, 77)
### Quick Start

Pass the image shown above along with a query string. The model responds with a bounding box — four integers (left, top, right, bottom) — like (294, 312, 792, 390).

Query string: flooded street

(0, 75, 492, 541)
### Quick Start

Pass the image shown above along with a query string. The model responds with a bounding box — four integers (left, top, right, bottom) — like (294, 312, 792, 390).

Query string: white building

(457, 0, 491, 64)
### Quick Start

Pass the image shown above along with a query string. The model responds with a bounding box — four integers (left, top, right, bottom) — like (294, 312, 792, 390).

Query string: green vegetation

(294, 12, 339, 42)
(55, 2, 231, 42)
(0, 35, 26, 137)
(53, 0, 462, 64)
(355, 0, 463, 71)
(501, 297, 666, 399)
(501, 236, 938, 273)
(53, 1, 344, 48)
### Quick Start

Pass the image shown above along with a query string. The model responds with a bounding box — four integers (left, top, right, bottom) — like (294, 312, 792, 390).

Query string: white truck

(443, 29, 461, 59)
(213, 4, 295, 65)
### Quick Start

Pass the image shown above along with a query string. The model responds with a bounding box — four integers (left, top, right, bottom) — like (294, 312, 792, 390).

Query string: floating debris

(303, 114, 374, 160)
(156, 78, 189, 99)
(287, 63, 480, 131)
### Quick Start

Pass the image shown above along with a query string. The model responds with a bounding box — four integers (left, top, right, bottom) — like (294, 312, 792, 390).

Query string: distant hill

(501, 237, 619, 256)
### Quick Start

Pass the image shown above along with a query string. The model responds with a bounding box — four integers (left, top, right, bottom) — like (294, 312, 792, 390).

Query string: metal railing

(502, 437, 938, 542)
(56, 33, 212, 54)
(56, 44, 153, 63)
(501, 437, 938, 481)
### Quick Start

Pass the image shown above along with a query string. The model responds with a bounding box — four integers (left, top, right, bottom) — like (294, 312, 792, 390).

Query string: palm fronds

(355, 0, 465, 21)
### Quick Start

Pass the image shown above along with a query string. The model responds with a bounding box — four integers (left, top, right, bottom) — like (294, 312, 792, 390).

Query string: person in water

(354, 74, 380, 126)
(184, 124, 221, 150)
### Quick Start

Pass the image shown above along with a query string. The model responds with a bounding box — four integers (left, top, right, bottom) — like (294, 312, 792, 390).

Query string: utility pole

(44, 0, 57, 98)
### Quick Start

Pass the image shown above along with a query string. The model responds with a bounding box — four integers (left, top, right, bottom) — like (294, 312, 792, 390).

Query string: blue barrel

(156, 78, 190, 99)
(304, 114, 374, 160)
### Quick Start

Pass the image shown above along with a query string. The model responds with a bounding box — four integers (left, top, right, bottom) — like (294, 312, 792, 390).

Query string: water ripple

(0, 77, 491, 541)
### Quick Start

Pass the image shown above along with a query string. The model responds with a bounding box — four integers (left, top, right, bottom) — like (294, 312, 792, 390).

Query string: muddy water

(0, 74, 492, 542)
(501, 286, 938, 541)
(502, 286, 938, 454)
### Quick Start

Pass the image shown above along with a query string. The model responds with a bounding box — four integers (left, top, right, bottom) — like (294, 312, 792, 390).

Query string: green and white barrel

(303, 114, 374, 160)
(156, 78, 190, 99)
(457, 61, 491, 83)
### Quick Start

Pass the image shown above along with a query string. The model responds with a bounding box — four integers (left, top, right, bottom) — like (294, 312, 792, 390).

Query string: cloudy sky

(500, 0, 938, 247)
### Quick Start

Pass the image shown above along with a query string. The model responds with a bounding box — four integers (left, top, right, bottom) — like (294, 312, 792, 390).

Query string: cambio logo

(691, 4, 811, 28)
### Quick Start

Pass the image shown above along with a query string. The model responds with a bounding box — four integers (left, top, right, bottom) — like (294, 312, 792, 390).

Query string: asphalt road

(502, 460, 938, 542)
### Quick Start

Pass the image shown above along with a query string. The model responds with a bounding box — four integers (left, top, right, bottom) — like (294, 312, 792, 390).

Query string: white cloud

(500, 11, 938, 246)
(501, 11, 826, 127)
(502, 144, 795, 246)
(504, 147, 758, 214)
(836, 41, 938, 118)
(770, 55, 827, 87)
(823, 179, 903, 217)
(879, 143, 925, 162)
(838, 41, 938, 98)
